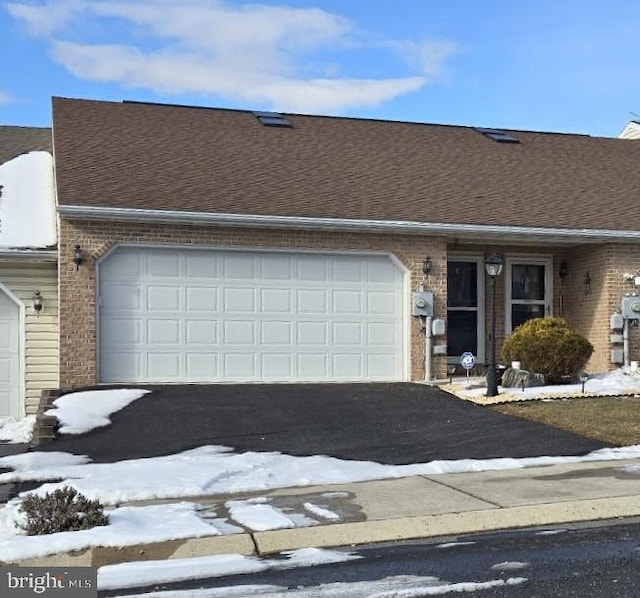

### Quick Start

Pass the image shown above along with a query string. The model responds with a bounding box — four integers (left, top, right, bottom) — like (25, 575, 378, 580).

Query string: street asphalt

(32, 383, 606, 464)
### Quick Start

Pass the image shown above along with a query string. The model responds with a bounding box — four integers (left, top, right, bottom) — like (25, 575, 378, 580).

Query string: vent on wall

(475, 127, 519, 143)
(253, 111, 293, 128)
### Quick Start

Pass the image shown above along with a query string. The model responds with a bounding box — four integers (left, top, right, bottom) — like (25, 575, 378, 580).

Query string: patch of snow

(303, 502, 341, 521)
(0, 151, 56, 248)
(226, 498, 297, 531)
(452, 368, 640, 404)
(98, 547, 361, 591)
(436, 541, 476, 549)
(45, 389, 151, 434)
(490, 561, 529, 571)
(0, 502, 219, 563)
(2, 444, 640, 509)
(0, 415, 35, 443)
(535, 529, 567, 536)
(107, 576, 528, 597)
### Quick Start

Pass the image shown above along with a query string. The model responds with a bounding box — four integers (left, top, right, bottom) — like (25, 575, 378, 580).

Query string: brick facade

(59, 218, 448, 387)
(59, 217, 640, 389)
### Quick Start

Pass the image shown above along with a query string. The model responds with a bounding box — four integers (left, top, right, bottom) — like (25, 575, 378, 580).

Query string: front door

(506, 257, 552, 335)
(447, 257, 485, 363)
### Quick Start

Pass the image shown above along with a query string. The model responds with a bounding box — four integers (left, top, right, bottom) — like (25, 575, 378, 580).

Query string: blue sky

(1, 0, 638, 136)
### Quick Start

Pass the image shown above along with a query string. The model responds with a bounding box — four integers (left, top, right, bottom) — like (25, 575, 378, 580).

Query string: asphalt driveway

(35, 383, 606, 464)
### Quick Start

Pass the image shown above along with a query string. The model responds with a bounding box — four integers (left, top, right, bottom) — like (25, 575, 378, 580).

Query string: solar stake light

(579, 372, 589, 394)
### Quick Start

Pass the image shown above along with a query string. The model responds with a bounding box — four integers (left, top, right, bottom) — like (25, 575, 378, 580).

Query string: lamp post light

(485, 253, 504, 397)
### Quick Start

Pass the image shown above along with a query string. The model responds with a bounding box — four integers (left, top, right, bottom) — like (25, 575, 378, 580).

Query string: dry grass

(493, 397, 640, 446)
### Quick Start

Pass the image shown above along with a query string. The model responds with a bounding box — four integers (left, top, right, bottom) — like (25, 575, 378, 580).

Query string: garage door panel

(333, 354, 363, 378)
(102, 318, 142, 345)
(224, 353, 257, 378)
(260, 288, 291, 313)
(297, 321, 327, 345)
(296, 256, 328, 281)
(148, 353, 180, 377)
(224, 287, 255, 312)
(224, 320, 256, 345)
(186, 287, 218, 311)
(186, 320, 218, 344)
(333, 322, 363, 346)
(0, 293, 20, 418)
(223, 254, 255, 279)
(147, 286, 180, 311)
(298, 353, 328, 378)
(103, 284, 140, 311)
(261, 255, 293, 280)
(261, 321, 292, 345)
(102, 352, 140, 381)
(333, 257, 363, 282)
(262, 354, 292, 378)
(333, 290, 362, 315)
(99, 248, 404, 383)
(297, 289, 327, 314)
(368, 322, 398, 346)
(186, 253, 218, 278)
(147, 319, 180, 344)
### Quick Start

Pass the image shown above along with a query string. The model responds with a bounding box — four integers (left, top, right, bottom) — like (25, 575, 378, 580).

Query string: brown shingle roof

(0, 126, 52, 164)
(52, 97, 640, 232)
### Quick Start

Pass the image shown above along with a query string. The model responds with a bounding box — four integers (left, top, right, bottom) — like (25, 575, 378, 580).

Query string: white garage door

(98, 247, 406, 383)
(0, 289, 21, 418)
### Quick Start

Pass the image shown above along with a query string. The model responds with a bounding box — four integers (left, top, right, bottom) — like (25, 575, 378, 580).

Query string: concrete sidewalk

(11, 456, 640, 568)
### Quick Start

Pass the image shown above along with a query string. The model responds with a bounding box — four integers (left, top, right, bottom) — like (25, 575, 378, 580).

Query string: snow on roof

(0, 151, 56, 249)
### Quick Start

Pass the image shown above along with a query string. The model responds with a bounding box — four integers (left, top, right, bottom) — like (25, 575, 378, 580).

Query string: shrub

(18, 486, 109, 536)
(502, 317, 593, 384)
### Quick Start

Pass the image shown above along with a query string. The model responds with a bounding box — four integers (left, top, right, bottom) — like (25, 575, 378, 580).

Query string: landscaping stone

(501, 367, 546, 389)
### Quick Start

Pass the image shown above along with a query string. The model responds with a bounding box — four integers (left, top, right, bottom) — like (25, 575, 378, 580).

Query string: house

(50, 97, 640, 389)
(0, 127, 58, 419)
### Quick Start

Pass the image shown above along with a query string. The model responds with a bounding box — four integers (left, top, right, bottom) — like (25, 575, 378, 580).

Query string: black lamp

(423, 256, 432, 277)
(73, 244, 83, 270)
(32, 291, 43, 316)
(485, 253, 504, 397)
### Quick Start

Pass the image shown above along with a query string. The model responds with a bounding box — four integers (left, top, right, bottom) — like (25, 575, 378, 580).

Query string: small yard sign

(460, 352, 475, 370)
(460, 352, 475, 387)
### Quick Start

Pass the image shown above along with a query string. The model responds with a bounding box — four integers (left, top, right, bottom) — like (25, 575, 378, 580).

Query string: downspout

(425, 316, 433, 383)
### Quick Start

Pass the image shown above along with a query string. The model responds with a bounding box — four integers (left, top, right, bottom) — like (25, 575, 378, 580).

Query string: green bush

(18, 486, 109, 536)
(502, 317, 593, 384)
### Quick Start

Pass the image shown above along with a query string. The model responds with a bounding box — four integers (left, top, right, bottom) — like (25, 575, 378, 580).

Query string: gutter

(57, 205, 640, 244)
(0, 249, 57, 261)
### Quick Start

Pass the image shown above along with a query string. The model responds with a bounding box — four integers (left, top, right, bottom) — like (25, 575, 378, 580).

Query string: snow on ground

(107, 575, 529, 597)
(44, 388, 151, 434)
(226, 497, 297, 531)
(98, 547, 361, 591)
(0, 151, 56, 248)
(0, 502, 221, 562)
(3, 444, 640, 508)
(0, 415, 35, 443)
(451, 367, 640, 404)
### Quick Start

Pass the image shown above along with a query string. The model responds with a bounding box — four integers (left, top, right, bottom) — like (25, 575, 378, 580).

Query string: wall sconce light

(558, 261, 568, 280)
(73, 244, 83, 270)
(584, 271, 592, 295)
(422, 256, 432, 277)
(32, 291, 43, 316)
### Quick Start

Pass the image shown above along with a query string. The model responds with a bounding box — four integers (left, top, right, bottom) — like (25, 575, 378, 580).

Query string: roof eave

(57, 205, 640, 246)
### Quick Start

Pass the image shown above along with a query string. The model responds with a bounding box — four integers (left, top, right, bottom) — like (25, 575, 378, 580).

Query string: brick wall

(59, 218, 448, 387)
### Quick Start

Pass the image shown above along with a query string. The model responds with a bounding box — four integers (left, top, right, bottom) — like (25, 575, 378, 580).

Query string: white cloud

(0, 91, 11, 104)
(5, 0, 85, 36)
(8, 0, 456, 114)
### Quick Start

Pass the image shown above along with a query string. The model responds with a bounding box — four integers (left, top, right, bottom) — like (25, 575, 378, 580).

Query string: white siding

(0, 261, 58, 415)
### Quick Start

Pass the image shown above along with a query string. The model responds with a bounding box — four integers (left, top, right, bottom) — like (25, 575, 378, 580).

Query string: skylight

(253, 111, 292, 128)
(475, 128, 519, 143)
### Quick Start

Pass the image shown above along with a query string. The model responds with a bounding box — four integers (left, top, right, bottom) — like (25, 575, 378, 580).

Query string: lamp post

(485, 253, 504, 397)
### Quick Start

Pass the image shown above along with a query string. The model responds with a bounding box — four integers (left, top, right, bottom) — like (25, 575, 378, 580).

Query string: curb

(7, 495, 640, 567)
